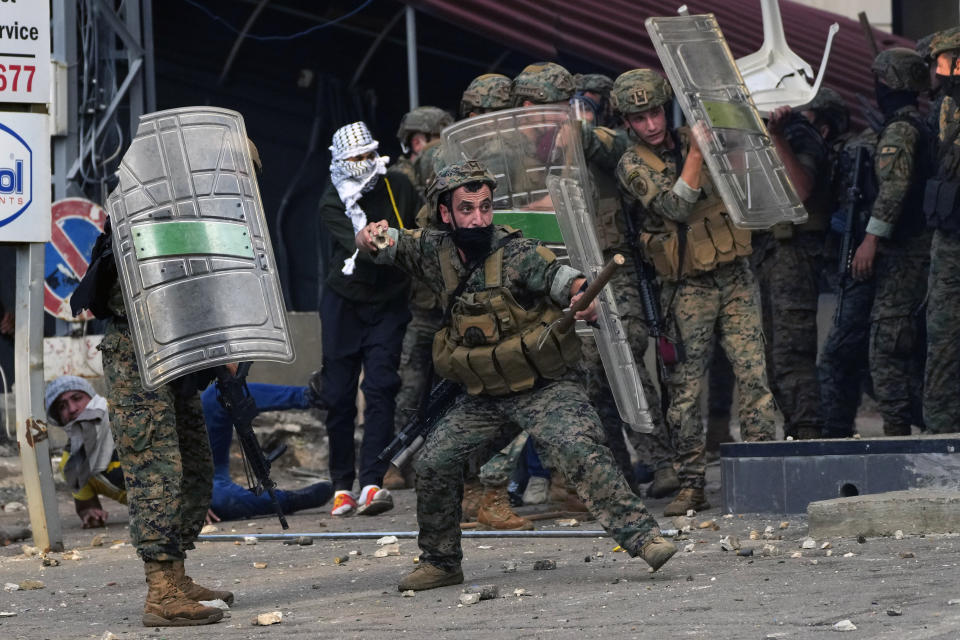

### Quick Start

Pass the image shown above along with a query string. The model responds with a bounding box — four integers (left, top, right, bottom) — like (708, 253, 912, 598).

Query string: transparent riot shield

(441, 106, 653, 431)
(646, 14, 809, 229)
(108, 107, 295, 390)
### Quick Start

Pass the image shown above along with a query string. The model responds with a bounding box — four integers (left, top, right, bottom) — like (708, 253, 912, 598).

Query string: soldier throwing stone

(354, 161, 677, 591)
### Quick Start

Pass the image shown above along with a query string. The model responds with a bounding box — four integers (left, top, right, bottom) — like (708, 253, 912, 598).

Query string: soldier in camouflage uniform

(924, 28, 960, 433)
(578, 77, 677, 499)
(806, 89, 879, 437)
(97, 281, 230, 626)
(389, 107, 455, 490)
(847, 49, 932, 436)
(754, 100, 834, 440)
(573, 73, 615, 127)
(613, 69, 780, 516)
(355, 161, 678, 591)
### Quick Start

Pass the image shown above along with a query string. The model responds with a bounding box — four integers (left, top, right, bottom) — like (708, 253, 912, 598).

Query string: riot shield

(107, 107, 294, 390)
(646, 14, 809, 229)
(441, 105, 652, 431)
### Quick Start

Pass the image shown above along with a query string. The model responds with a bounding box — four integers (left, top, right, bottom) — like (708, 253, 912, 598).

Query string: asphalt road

(1, 460, 959, 640)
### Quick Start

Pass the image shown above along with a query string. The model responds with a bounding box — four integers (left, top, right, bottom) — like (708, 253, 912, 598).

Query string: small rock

(810, 559, 819, 565)
(21, 544, 38, 557)
(857, 535, 867, 544)
(459, 592, 481, 605)
(513, 588, 529, 597)
(90, 534, 105, 547)
(685, 509, 695, 517)
(4, 583, 19, 592)
(199, 524, 218, 534)
(109, 542, 127, 550)
(801, 538, 816, 550)
(832, 619, 856, 632)
(374, 543, 400, 558)
(377, 535, 399, 545)
(683, 543, 695, 553)
(252, 611, 282, 626)
(533, 559, 556, 570)
(843, 552, 854, 558)
(763, 525, 775, 535)
(3, 501, 25, 513)
(887, 607, 903, 616)
(63, 550, 83, 561)
(502, 560, 518, 573)
(477, 545, 492, 550)
(719, 536, 740, 552)
(348, 550, 361, 556)
(899, 551, 915, 559)
(672, 516, 693, 530)
(820, 542, 832, 550)
(779, 521, 789, 529)
(243, 536, 257, 545)
(790, 552, 803, 559)
(199, 599, 230, 610)
(894, 530, 904, 540)
(464, 584, 499, 600)
(0, 612, 17, 618)
(761, 544, 779, 557)
(252, 562, 268, 569)
(595, 551, 604, 558)
(749, 530, 760, 540)
(825, 549, 833, 557)
(42, 556, 60, 567)
(698, 520, 716, 529)
(401, 590, 415, 597)
(99, 633, 119, 640)
(557, 518, 579, 527)
(19, 580, 44, 590)
(947, 599, 960, 605)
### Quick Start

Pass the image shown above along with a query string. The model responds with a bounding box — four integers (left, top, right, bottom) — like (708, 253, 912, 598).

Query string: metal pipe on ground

(198, 529, 678, 542)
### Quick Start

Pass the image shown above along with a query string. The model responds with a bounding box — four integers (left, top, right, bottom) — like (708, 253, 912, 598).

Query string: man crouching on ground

(354, 160, 677, 591)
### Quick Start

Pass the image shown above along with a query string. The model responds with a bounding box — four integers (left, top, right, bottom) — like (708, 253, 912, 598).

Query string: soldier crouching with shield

(354, 160, 677, 591)
(73, 107, 296, 626)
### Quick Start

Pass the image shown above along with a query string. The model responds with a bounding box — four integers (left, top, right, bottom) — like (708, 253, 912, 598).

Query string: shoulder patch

(879, 145, 898, 155)
(535, 245, 557, 263)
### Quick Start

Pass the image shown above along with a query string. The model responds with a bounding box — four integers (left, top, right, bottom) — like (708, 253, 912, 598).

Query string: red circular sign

(44, 198, 106, 320)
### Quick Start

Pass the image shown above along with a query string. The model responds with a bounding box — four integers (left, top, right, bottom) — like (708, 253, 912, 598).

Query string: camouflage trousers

(755, 231, 828, 437)
(413, 379, 660, 569)
(582, 263, 674, 478)
(818, 277, 875, 437)
(870, 235, 930, 434)
(924, 230, 960, 433)
(394, 304, 444, 431)
(477, 433, 527, 487)
(663, 259, 779, 489)
(99, 320, 213, 562)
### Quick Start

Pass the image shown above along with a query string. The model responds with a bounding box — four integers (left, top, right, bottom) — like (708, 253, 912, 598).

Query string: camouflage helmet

(428, 160, 498, 221)
(610, 69, 673, 116)
(915, 32, 936, 60)
(806, 87, 846, 113)
(930, 26, 960, 59)
(396, 106, 454, 151)
(512, 62, 576, 106)
(574, 73, 614, 96)
(871, 48, 930, 92)
(460, 74, 512, 117)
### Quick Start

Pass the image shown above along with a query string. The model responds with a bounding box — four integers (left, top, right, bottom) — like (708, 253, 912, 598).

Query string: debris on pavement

(533, 559, 556, 570)
(832, 619, 856, 631)
(252, 611, 283, 626)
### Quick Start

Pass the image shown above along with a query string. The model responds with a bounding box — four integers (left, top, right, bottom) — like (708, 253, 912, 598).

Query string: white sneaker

(522, 476, 550, 505)
(356, 484, 394, 516)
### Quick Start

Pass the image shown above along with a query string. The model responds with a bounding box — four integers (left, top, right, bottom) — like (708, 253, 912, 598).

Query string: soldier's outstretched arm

(355, 223, 443, 297)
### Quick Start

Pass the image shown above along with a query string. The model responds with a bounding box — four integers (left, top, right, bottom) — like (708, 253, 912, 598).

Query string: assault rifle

(834, 145, 869, 327)
(620, 194, 684, 382)
(215, 363, 288, 529)
(378, 379, 462, 470)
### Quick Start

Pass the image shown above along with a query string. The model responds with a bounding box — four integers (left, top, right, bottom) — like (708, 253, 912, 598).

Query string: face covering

(938, 74, 960, 103)
(874, 78, 917, 118)
(451, 225, 495, 263)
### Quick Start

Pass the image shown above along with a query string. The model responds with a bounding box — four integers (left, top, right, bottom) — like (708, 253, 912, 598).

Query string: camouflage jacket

(582, 124, 633, 252)
(372, 226, 581, 313)
(782, 113, 832, 230)
(615, 128, 700, 232)
(866, 105, 929, 240)
(938, 95, 960, 178)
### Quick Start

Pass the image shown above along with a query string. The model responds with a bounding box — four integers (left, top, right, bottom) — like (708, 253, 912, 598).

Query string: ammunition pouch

(432, 242, 581, 395)
(640, 203, 751, 281)
(594, 196, 626, 251)
(924, 178, 960, 234)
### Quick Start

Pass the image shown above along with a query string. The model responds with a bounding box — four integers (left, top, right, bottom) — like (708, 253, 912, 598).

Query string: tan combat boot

(461, 481, 484, 521)
(646, 467, 680, 499)
(476, 486, 534, 530)
(663, 488, 710, 517)
(171, 559, 234, 605)
(142, 561, 223, 627)
(397, 563, 464, 591)
(638, 535, 678, 571)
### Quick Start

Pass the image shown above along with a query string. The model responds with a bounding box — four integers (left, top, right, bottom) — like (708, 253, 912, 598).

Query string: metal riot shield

(441, 105, 652, 431)
(107, 107, 294, 390)
(646, 14, 809, 229)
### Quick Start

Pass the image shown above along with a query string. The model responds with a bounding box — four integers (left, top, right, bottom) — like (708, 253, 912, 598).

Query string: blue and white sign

(0, 111, 50, 242)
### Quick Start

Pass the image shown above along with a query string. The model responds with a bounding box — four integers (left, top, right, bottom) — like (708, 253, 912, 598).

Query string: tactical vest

(926, 98, 960, 233)
(431, 239, 581, 396)
(631, 145, 752, 282)
(881, 110, 935, 240)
